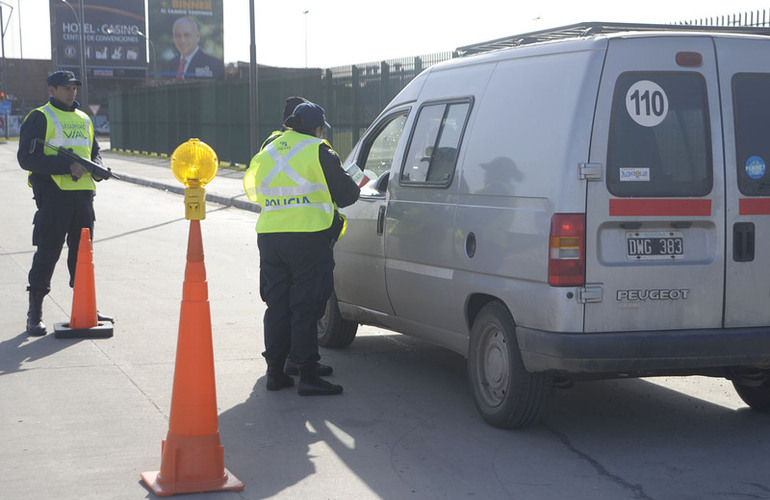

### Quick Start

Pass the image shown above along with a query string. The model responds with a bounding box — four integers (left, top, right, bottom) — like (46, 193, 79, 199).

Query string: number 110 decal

(626, 80, 669, 127)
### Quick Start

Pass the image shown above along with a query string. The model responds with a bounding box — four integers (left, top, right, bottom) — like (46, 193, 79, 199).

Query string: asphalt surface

(3, 139, 770, 500)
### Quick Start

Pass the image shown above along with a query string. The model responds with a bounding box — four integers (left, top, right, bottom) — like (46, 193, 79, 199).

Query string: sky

(3, 0, 770, 69)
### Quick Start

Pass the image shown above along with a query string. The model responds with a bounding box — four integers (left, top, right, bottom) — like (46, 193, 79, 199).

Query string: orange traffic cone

(141, 220, 243, 496)
(54, 228, 113, 338)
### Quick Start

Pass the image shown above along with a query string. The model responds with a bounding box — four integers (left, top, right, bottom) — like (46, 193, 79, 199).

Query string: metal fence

(109, 52, 454, 165)
(679, 9, 770, 27)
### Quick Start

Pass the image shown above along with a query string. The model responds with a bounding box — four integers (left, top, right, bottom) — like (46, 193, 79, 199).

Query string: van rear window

(607, 72, 712, 197)
(733, 74, 770, 196)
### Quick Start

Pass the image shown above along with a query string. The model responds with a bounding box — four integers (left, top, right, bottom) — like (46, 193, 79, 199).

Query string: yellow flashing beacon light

(170, 138, 219, 220)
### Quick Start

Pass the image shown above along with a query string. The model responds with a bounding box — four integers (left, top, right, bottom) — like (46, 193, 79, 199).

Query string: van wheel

(732, 374, 770, 412)
(318, 291, 358, 348)
(468, 302, 551, 429)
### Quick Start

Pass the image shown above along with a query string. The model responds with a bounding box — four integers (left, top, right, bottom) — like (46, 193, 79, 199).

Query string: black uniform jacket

(17, 98, 103, 189)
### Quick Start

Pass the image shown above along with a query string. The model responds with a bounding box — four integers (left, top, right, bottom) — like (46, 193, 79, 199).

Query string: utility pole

(17, 0, 24, 112)
(249, 0, 258, 157)
(303, 10, 309, 68)
(0, 5, 7, 139)
(60, 0, 88, 113)
(77, 0, 88, 112)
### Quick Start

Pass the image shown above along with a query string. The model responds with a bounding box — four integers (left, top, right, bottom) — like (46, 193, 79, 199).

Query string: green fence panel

(107, 53, 454, 164)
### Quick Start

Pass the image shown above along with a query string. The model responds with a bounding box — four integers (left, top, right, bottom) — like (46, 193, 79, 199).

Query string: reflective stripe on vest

(39, 103, 95, 191)
(243, 131, 336, 234)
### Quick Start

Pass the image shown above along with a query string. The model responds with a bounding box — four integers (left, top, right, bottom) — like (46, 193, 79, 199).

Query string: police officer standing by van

(244, 102, 360, 395)
(259, 95, 334, 378)
(17, 70, 109, 336)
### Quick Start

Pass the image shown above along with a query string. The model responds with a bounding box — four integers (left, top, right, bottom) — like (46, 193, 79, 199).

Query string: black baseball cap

(47, 70, 82, 87)
(285, 102, 330, 131)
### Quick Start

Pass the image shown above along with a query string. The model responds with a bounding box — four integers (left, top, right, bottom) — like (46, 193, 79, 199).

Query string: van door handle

(733, 222, 755, 262)
(377, 205, 386, 235)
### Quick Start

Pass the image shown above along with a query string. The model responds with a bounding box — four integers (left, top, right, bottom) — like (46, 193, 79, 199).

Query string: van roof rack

(456, 21, 770, 56)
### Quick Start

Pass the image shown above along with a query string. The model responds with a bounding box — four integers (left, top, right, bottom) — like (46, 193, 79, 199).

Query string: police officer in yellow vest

(244, 102, 360, 396)
(259, 95, 335, 378)
(17, 70, 110, 336)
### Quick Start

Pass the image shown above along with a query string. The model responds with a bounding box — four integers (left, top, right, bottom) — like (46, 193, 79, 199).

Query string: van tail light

(548, 213, 585, 286)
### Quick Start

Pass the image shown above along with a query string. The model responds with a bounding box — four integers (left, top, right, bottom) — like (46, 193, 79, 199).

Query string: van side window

(357, 112, 409, 180)
(733, 74, 770, 196)
(401, 101, 471, 185)
(607, 72, 712, 197)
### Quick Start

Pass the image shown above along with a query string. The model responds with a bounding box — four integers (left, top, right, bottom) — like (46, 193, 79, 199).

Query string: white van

(319, 23, 770, 428)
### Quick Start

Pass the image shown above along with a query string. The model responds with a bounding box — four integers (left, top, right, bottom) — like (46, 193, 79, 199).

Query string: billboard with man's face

(148, 0, 225, 80)
(52, 0, 147, 79)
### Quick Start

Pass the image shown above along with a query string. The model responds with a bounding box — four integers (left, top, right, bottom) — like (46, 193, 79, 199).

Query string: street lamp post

(0, 2, 11, 139)
(16, 0, 24, 112)
(303, 10, 309, 68)
(60, 0, 88, 113)
(136, 30, 157, 84)
(248, 0, 258, 157)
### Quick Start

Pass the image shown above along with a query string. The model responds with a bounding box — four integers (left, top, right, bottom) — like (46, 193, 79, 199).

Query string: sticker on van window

(745, 155, 766, 180)
(626, 80, 668, 127)
(619, 167, 650, 182)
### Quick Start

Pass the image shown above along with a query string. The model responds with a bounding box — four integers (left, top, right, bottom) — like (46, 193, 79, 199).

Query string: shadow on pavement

(215, 332, 770, 499)
(0, 332, 85, 375)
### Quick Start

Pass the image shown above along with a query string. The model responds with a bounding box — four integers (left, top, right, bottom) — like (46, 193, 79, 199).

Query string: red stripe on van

(739, 198, 770, 215)
(609, 199, 711, 216)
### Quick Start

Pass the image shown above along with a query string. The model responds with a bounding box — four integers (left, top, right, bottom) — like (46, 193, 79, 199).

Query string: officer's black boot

(285, 359, 333, 376)
(26, 290, 47, 336)
(266, 358, 294, 391)
(298, 362, 343, 396)
(97, 311, 115, 323)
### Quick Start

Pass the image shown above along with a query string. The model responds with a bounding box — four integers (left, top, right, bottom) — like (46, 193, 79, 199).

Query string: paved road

(2, 139, 770, 500)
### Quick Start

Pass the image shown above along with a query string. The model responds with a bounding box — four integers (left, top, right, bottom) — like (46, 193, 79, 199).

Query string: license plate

(626, 231, 684, 260)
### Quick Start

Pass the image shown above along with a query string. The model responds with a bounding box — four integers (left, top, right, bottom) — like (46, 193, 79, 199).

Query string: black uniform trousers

(28, 181, 95, 294)
(257, 231, 335, 366)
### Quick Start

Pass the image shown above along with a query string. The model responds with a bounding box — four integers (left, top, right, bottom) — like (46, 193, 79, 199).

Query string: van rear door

(716, 37, 770, 327)
(584, 36, 725, 332)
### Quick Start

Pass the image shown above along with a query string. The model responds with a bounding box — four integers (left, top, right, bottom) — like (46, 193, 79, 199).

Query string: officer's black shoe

(26, 291, 47, 336)
(285, 360, 333, 377)
(97, 311, 114, 323)
(266, 358, 294, 391)
(267, 372, 295, 391)
(26, 317, 47, 336)
(298, 363, 343, 396)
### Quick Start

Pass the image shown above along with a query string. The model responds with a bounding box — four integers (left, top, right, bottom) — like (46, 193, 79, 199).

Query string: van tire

(732, 377, 770, 413)
(318, 291, 358, 348)
(468, 302, 551, 429)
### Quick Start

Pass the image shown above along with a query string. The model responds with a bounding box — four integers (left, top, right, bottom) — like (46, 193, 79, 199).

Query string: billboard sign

(148, 0, 225, 80)
(52, 0, 147, 79)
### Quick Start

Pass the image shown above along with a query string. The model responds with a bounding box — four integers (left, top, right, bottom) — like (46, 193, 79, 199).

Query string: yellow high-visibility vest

(244, 130, 336, 234)
(37, 102, 95, 191)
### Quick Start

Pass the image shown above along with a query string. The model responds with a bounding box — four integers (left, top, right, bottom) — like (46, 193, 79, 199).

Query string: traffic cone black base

(53, 321, 114, 339)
